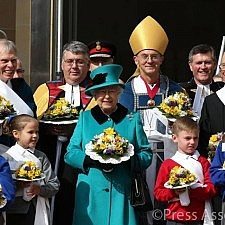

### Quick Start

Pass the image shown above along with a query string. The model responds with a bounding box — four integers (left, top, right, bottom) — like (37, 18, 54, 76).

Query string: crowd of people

(1, 14, 225, 225)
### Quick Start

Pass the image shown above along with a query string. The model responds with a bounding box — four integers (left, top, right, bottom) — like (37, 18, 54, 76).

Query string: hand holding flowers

(208, 133, 224, 162)
(42, 98, 79, 121)
(0, 95, 16, 119)
(159, 92, 194, 118)
(164, 166, 197, 189)
(15, 161, 43, 181)
(85, 127, 134, 164)
(0, 184, 7, 208)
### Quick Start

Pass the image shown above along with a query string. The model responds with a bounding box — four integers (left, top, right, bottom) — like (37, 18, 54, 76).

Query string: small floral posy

(42, 98, 79, 121)
(208, 133, 224, 162)
(14, 161, 43, 181)
(159, 92, 194, 118)
(0, 95, 16, 119)
(0, 184, 7, 208)
(164, 166, 197, 189)
(85, 127, 134, 164)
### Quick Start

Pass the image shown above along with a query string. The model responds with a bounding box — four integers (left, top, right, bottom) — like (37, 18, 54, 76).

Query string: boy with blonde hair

(154, 117, 217, 225)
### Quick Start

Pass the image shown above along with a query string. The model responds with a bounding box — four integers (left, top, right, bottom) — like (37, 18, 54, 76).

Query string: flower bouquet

(164, 166, 197, 189)
(0, 185, 7, 208)
(13, 161, 45, 181)
(159, 92, 194, 119)
(208, 133, 224, 162)
(85, 127, 134, 164)
(42, 98, 79, 121)
(0, 95, 16, 120)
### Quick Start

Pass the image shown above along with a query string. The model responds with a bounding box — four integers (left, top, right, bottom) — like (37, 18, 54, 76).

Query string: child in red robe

(154, 116, 217, 225)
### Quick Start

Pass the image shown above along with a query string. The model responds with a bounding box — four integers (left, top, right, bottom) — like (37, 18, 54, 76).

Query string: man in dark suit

(198, 86, 225, 225)
(180, 44, 224, 117)
(184, 46, 225, 225)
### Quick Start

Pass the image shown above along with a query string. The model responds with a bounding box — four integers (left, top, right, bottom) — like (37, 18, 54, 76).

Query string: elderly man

(216, 52, 225, 82)
(34, 40, 91, 225)
(13, 58, 25, 78)
(0, 39, 36, 147)
(0, 39, 36, 116)
(180, 44, 224, 117)
(34, 41, 91, 118)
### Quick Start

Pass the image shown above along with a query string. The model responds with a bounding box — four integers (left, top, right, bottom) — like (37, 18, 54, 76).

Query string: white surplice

(0, 80, 33, 116)
(172, 151, 214, 225)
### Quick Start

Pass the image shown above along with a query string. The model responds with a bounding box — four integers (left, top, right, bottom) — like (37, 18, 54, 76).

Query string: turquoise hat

(85, 64, 124, 96)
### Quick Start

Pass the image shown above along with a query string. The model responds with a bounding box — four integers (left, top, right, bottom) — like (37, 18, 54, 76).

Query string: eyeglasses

(95, 89, 120, 96)
(219, 64, 225, 71)
(64, 58, 87, 67)
(16, 69, 25, 73)
(138, 54, 161, 63)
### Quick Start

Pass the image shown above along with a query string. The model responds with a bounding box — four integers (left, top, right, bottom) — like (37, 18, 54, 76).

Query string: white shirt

(193, 84, 210, 117)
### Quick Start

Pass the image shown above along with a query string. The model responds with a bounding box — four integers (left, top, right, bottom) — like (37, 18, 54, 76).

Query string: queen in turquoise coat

(64, 64, 152, 225)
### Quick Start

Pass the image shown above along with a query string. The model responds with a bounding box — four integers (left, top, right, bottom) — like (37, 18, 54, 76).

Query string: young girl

(2, 114, 60, 225)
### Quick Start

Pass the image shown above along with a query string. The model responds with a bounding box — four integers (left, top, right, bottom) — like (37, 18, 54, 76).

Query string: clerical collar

(64, 83, 80, 107)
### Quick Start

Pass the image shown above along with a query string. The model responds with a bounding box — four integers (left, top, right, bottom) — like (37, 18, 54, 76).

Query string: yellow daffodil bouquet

(85, 128, 134, 164)
(208, 133, 224, 162)
(0, 95, 16, 119)
(166, 166, 197, 188)
(15, 161, 42, 181)
(0, 185, 7, 208)
(42, 98, 79, 121)
(159, 92, 193, 118)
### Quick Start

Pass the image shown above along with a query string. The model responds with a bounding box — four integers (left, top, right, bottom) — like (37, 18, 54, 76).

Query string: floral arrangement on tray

(208, 133, 224, 162)
(0, 95, 16, 119)
(159, 92, 194, 118)
(165, 166, 197, 188)
(15, 161, 42, 181)
(42, 98, 79, 121)
(85, 127, 134, 164)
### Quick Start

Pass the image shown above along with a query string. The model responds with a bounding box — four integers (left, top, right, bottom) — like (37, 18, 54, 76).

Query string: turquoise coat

(65, 104, 152, 225)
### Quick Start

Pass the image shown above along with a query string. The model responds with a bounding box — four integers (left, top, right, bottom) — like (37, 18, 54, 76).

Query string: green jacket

(65, 104, 152, 225)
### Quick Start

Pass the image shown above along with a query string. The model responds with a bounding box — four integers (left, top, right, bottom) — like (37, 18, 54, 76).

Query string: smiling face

(61, 51, 90, 85)
(134, 49, 163, 81)
(94, 85, 121, 115)
(13, 120, 39, 149)
(0, 49, 17, 82)
(172, 130, 199, 155)
(189, 52, 216, 85)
